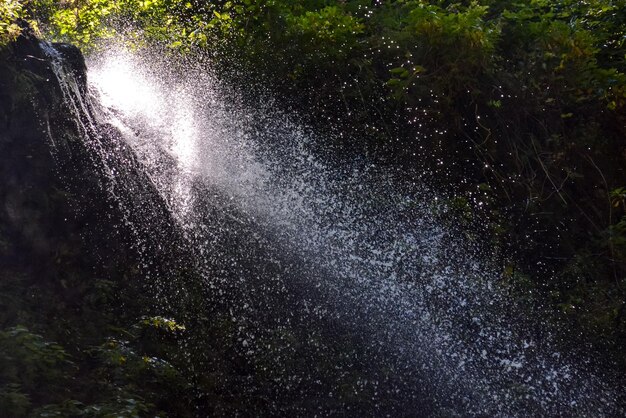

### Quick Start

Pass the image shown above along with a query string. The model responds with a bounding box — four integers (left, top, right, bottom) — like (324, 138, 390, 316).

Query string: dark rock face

(0, 33, 82, 270)
(0, 30, 179, 281)
(51, 42, 88, 95)
(0, 31, 173, 335)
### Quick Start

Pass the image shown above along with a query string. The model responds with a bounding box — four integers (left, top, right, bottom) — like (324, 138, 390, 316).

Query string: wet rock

(0, 28, 188, 310)
(0, 30, 153, 288)
(0, 31, 67, 266)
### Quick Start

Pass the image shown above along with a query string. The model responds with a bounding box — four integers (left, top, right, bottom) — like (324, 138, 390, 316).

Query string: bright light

(90, 49, 197, 170)
(90, 54, 159, 117)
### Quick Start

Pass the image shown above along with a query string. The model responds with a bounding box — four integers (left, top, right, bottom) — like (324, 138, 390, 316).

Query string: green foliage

(376, 1, 499, 103)
(608, 187, 626, 261)
(0, 384, 30, 416)
(0, 317, 190, 416)
(0, 326, 73, 384)
(288, 6, 364, 44)
(0, 0, 26, 46)
(137, 315, 186, 333)
(50, 0, 120, 47)
(0, 326, 73, 415)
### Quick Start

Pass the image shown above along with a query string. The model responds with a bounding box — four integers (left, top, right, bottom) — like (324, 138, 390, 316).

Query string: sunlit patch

(90, 51, 160, 118)
(90, 48, 199, 172)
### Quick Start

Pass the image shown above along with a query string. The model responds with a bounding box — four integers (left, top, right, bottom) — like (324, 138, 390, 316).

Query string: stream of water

(43, 41, 623, 416)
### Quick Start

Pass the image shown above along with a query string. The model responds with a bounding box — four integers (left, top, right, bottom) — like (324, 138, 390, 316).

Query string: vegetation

(1, 0, 626, 414)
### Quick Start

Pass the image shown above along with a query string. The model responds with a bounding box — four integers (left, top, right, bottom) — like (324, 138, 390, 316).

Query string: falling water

(45, 41, 623, 416)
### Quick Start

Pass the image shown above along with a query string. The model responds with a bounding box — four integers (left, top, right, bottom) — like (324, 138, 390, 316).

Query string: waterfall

(42, 41, 623, 416)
